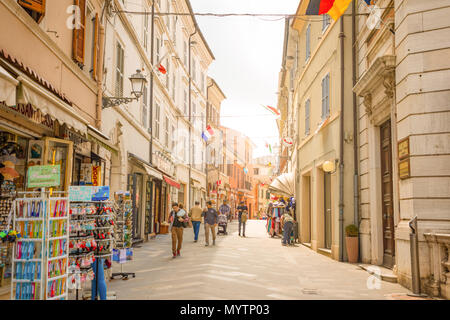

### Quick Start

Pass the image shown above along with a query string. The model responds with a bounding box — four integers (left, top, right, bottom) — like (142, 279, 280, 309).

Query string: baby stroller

(217, 214, 228, 235)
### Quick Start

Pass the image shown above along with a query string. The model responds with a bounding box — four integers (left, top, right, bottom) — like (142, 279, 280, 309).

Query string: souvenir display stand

(10, 191, 69, 300)
(69, 200, 114, 300)
(111, 192, 135, 280)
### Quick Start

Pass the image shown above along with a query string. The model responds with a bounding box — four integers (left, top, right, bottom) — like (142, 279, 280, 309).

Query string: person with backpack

(237, 201, 248, 237)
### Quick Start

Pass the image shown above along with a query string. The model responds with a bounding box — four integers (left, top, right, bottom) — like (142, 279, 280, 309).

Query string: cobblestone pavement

(108, 220, 411, 300)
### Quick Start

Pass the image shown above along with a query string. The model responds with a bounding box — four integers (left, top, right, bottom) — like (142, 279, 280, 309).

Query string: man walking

(237, 201, 248, 237)
(202, 201, 218, 246)
(219, 200, 231, 222)
(189, 201, 203, 242)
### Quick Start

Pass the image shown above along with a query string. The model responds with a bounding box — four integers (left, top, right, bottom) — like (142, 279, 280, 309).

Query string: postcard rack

(10, 191, 69, 300)
(111, 192, 135, 280)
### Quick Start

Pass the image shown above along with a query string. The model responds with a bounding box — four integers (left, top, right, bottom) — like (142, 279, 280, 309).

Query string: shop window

(18, 0, 46, 24)
(0, 132, 28, 195)
(44, 138, 73, 191)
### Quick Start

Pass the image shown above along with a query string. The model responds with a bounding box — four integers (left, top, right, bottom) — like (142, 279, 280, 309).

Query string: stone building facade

(353, 0, 450, 298)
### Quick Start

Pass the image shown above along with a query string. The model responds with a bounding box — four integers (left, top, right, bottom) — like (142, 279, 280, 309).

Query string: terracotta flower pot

(345, 236, 359, 263)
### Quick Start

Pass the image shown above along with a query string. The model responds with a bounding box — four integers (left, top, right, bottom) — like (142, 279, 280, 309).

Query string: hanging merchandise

(10, 193, 70, 300)
(265, 201, 285, 238)
(111, 191, 135, 280)
(68, 186, 114, 300)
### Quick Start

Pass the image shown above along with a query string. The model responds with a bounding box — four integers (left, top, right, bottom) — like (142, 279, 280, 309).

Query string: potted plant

(345, 224, 359, 263)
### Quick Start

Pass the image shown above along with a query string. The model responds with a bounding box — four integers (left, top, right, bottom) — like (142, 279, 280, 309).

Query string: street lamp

(323, 159, 338, 174)
(102, 69, 147, 109)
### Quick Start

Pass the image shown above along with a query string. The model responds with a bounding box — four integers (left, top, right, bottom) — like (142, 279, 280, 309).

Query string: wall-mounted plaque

(399, 158, 411, 179)
(398, 137, 410, 160)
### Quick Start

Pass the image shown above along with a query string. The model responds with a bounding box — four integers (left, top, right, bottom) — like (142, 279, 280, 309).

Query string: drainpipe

(206, 81, 214, 201)
(352, 0, 360, 260)
(338, 17, 346, 262)
(96, 0, 109, 129)
(149, 2, 155, 165)
(188, 27, 197, 211)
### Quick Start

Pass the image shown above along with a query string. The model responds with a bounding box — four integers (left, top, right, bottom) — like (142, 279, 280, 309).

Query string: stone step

(358, 264, 398, 283)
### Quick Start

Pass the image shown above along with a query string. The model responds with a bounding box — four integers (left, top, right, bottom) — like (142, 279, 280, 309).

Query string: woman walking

(170, 203, 188, 258)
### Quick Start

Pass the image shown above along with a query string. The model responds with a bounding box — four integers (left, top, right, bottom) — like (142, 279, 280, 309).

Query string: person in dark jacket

(202, 201, 218, 246)
(170, 203, 188, 258)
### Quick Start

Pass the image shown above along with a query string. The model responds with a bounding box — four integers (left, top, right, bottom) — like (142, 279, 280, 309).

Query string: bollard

(407, 216, 427, 297)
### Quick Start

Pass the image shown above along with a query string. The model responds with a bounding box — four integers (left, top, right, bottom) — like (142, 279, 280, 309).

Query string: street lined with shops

(109, 220, 409, 300)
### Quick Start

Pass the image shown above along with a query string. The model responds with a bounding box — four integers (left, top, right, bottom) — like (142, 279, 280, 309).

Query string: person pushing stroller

(217, 210, 228, 235)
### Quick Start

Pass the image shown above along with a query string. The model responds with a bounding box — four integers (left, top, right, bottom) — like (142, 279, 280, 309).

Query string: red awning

(164, 176, 180, 189)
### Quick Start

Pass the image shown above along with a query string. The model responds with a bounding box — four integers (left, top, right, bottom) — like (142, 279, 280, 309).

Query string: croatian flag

(202, 125, 214, 142)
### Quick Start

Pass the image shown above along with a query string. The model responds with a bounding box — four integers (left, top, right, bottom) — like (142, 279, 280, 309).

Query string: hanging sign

(27, 165, 61, 188)
(282, 137, 294, 148)
(69, 186, 93, 202)
(92, 186, 110, 201)
(92, 166, 101, 186)
(69, 186, 110, 201)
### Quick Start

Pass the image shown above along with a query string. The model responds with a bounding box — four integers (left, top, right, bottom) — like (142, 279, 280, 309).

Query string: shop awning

(269, 172, 295, 197)
(144, 164, 163, 180)
(87, 125, 119, 155)
(0, 65, 18, 106)
(17, 75, 88, 135)
(164, 176, 180, 189)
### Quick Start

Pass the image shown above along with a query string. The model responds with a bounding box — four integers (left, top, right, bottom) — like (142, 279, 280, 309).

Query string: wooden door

(324, 173, 332, 249)
(380, 120, 395, 268)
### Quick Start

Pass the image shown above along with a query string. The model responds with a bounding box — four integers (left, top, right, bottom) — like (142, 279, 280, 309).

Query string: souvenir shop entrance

(152, 180, 169, 235)
(127, 173, 144, 241)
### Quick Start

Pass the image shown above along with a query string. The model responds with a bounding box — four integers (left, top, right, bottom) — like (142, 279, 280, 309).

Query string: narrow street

(109, 220, 409, 300)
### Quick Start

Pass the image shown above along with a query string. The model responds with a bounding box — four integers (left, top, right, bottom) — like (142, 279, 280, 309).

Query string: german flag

(306, 0, 353, 21)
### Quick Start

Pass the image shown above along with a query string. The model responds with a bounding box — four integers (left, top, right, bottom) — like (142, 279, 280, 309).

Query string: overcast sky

(190, 0, 300, 158)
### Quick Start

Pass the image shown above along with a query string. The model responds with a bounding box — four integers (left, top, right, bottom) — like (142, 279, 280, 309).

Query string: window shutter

(73, 0, 86, 64)
(306, 24, 310, 61)
(18, 0, 46, 23)
(92, 13, 99, 80)
(322, 77, 326, 119)
(18, 0, 46, 14)
(305, 99, 310, 135)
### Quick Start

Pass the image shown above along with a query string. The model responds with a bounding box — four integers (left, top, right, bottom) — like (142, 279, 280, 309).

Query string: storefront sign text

(27, 165, 61, 188)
